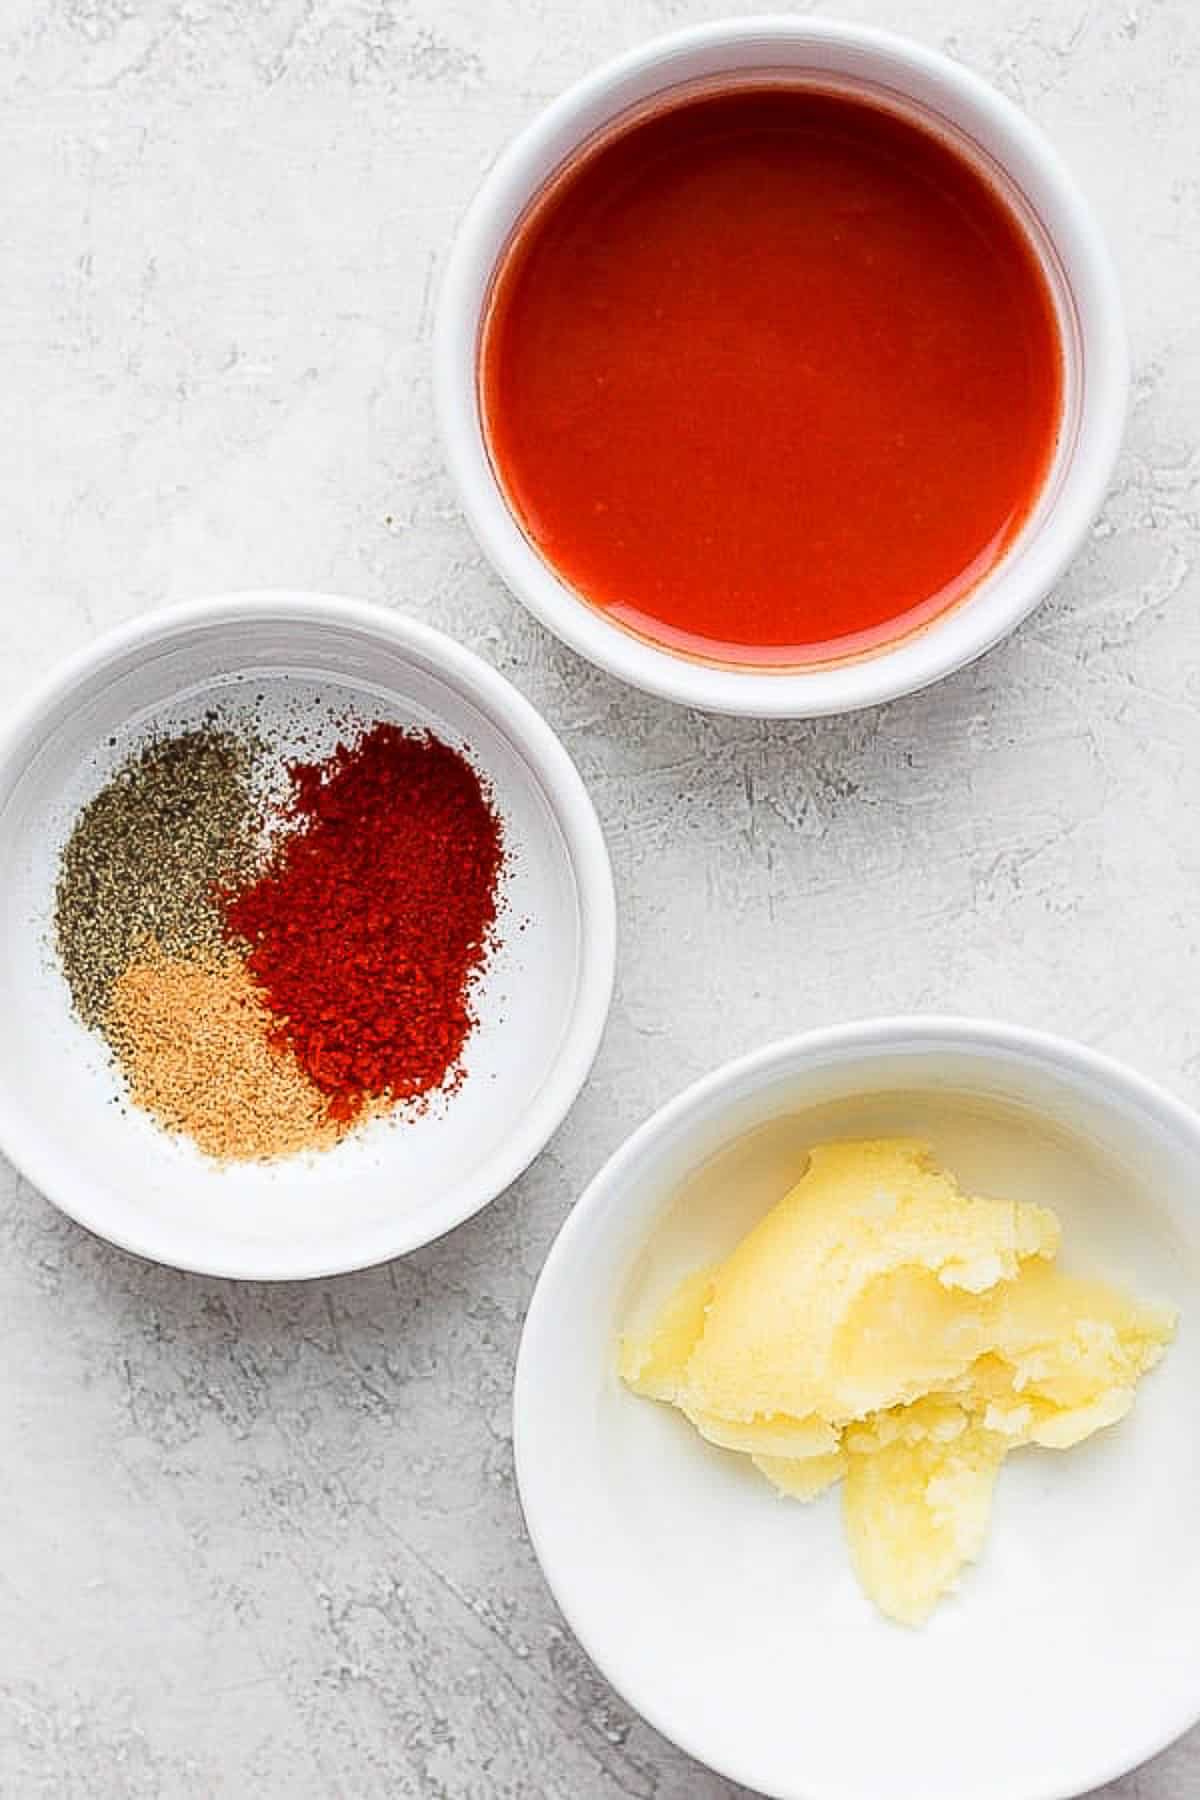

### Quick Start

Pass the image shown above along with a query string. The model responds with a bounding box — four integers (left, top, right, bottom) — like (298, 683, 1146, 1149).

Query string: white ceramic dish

(0, 592, 615, 1279)
(514, 1020, 1200, 1800)
(436, 16, 1128, 718)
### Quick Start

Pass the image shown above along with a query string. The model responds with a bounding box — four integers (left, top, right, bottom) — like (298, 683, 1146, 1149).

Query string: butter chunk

(754, 1449, 848, 1501)
(685, 1139, 1059, 1424)
(984, 1260, 1175, 1409)
(685, 1408, 838, 1460)
(619, 1137, 1176, 1626)
(842, 1420, 1008, 1627)
(619, 1265, 714, 1403)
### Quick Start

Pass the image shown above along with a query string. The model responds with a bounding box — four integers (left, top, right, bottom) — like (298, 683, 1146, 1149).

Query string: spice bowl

(0, 591, 615, 1278)
(514, 1020, 1200, 1800)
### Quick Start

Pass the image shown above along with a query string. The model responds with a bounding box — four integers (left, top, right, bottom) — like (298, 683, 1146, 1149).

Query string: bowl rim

(514, 1015, 1200, 1800)
(434, 13, 1129, 718)
(0, 589, 617, 1279)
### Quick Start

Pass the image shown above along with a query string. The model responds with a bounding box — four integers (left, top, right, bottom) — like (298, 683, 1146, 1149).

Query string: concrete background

(1, 0, 1197, 1793)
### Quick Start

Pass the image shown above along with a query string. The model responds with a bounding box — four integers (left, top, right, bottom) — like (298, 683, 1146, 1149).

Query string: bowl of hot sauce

(435, 18, 1127, 717)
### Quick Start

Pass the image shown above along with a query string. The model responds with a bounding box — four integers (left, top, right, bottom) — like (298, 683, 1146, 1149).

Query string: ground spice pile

(107, 950, 345, 1160)
(54, 726, 259, 1029)
(54, 714, 505, 1162)
(223, 723, 505, 1123)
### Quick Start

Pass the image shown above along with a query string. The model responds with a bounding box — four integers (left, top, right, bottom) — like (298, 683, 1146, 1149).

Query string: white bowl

(0, 592, 615, 1279)
(436, 16, 1128, 718)
(514, 1020, 1200, 1800)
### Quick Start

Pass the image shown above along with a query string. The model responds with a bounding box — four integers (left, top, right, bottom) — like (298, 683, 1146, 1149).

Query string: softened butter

(620, 1139, 1175, 1626)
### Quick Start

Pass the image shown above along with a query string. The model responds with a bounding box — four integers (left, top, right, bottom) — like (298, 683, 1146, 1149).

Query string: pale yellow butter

(620, 1138, 1175, 1626)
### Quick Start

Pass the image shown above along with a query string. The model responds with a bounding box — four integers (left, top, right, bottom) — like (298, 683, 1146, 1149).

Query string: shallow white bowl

(515, 1020, 1200, 1800)
(0, 592, 615, 1279)
(436, 16, 1128, 717)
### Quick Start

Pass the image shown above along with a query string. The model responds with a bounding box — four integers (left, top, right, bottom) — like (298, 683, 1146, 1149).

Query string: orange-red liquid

(480, 85, 1064, 666)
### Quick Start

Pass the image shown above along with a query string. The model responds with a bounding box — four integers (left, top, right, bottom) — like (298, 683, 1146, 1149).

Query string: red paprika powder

(222, 723, 504, 1122)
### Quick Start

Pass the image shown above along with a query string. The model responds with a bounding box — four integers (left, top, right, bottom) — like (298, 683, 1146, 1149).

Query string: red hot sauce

(481, 85, 1064, 667)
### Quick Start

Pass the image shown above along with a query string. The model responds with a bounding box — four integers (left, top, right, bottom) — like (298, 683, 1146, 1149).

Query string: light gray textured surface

(0, 1, 1196, 1794)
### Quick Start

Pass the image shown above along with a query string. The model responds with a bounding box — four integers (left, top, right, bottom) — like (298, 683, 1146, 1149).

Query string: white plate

(514, 1020, 1200, 1800)
(0, 591, 615, 1278)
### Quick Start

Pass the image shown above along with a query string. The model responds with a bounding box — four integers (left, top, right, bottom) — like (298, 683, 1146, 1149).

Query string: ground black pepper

(54, 726, 260, 1029)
